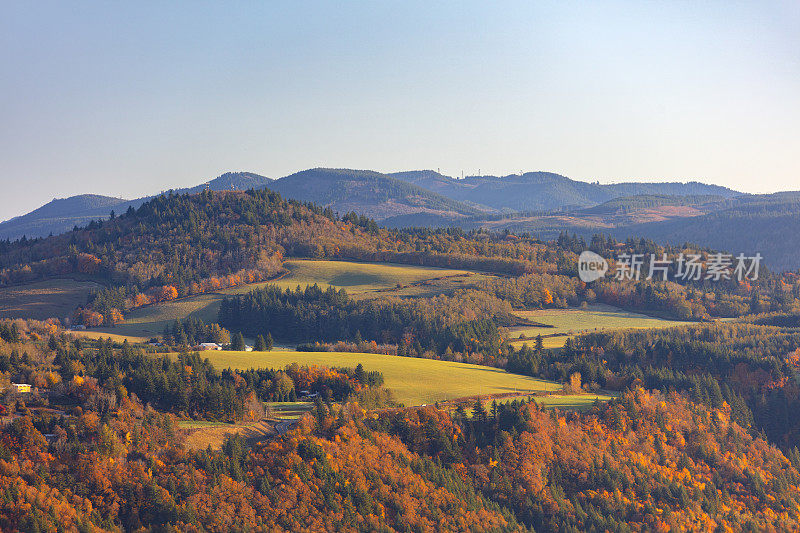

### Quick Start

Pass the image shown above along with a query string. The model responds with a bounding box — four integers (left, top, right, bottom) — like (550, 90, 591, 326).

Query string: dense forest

(218, 284, 508, 361)
(1, 319, 799, 531)
(1, 188, 798, 327)
(550, 323, 800, 447)
(0, 319, 391, 423)
(4, 187, 800, 530)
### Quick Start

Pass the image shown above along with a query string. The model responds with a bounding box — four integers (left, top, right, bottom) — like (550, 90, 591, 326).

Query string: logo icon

(578, 251, 608, 282)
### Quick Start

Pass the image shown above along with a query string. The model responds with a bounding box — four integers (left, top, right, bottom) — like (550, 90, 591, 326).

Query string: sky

(1, 1, 799, 222)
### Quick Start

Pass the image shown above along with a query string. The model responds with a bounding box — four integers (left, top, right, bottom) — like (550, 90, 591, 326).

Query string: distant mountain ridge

(0, 194, 128, 240)
(172, 171, 273, 195)
(450, 191, 800, 270)
(3, 166, 800, 269)
(269, 168, 483, 220)
(389, 170, 738, 212)
(611, 193, 800, 270)
(0, 167, 741, 241)
(0, 172, 271, 240)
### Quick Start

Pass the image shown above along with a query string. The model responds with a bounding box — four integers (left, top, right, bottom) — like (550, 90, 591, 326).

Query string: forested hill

(612, 193, 800, 270)
(172, 170, 273, 195)
(2, 167, 741, 241)
(0, 187, 567, 321)
(0, 194, 129, 241)
(0, 188, 366, 297)
(8, 166, 800, 268)
(269, 168, 485, 220)
(0, 171, 272, 241)
(426, 192, 800, 271)
(389, 170, 739, 212)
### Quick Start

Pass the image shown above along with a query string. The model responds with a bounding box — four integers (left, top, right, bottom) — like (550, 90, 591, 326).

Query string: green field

(508, 335, 570, 349)
(93, 293, 224, 340)
(192, 349, 561, 406)
(88, 259, 490, 340)
(507, 303, 694, 349)
(460, 392, 615, 415)
(0, 279, 101, 321)
(239, 259, 485, 296)
(531, 393, 615, 411)
(265, 401, 313, 419)
(177, 420, 258, 429)
(68, 330, 152, 344)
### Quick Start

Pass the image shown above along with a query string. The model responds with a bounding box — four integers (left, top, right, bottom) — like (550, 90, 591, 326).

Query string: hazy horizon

(2, 1, 799, 221)
(2, 165, 758, 223)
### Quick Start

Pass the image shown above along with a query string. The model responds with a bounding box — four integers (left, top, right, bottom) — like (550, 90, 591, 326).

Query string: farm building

(197, 343, 223, 351)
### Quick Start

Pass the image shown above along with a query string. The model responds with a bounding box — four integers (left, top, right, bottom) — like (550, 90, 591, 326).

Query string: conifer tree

(254, 335, 267, 351)
(231, 332, 246, 351)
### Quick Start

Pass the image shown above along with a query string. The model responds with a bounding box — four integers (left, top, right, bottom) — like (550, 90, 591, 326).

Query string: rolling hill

(269, 168, 484, 220)
(461, 192, 800, 270)
(389, 170, 739, 212)
(611, 193, 800, 270)
(0, 194, 131, 240)
(9, 167, 800, 270)
(172, 171, 273, 195)
(0, 171, 272, 241)
(5, 167, 741, 241)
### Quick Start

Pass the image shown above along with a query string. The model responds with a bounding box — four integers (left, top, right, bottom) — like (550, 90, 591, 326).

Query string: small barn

(197, 343, 222, 351)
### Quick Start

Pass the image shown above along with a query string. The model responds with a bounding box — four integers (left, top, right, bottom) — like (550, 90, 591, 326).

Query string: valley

(2, 176, 799, 531)
(4, 4, 798, 528)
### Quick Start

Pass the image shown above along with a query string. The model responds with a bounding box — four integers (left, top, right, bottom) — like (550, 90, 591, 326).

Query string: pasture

(178, 420, 273, 450)
(456, 392, 615, 415)
(507, 303, 693, 349)
(67, 330, 151, 344)
(532, 393, 615, 411)
(88, 259, 491, 339)
(0, 279, 101, 321)
(193, 349, 561, 406)
(237, 259, 486, 296)
(508, 335, 570, 350)
(92, 293, 224, 340)
(265, 401, 313, 419)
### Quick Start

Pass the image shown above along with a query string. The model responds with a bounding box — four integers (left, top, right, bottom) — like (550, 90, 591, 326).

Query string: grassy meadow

(192, 349, 561, 406)
(87, 259, 491, 340)
(67, 330, 152, 344)
(531, 393, 615, 411)
(457, 392, 616, 415)
(265, 401, 313, 419)
(507, 303, 694, 349)
(241, 259, 486, 296)
(0, 279, 101, 321)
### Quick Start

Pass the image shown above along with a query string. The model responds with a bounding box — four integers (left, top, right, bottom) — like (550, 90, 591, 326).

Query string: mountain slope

(390, 171, 739, 212)
(612, 193, 800, 270)
(270, 168, 484, 220)
(0, 166, 746, 242)
(458, 192, 800, 270)
(0, 172, 272, 241)
(0, 194, 129, 240)
(174, 171, 273, 195)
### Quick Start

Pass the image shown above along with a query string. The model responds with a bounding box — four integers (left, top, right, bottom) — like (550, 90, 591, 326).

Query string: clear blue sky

(2, 1, 799, 221)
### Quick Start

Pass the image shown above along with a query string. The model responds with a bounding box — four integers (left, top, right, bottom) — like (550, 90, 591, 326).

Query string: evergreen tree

(254, 335, 267, 351)
(231, 332, 246, 351)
